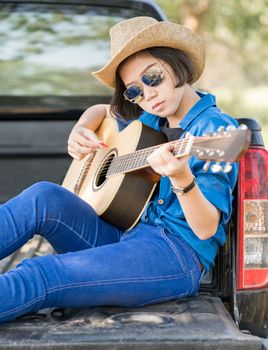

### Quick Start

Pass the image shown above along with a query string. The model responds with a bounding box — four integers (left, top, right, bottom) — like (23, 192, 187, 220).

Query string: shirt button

(158, 199, 164, 205)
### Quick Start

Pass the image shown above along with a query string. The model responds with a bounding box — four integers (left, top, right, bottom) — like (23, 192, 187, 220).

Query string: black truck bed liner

(0, 295, 262, 350)
(0, 219, 263, 350)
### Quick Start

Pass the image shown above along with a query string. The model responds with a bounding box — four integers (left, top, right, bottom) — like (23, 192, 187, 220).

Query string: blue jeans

(0, 181, 202, 323)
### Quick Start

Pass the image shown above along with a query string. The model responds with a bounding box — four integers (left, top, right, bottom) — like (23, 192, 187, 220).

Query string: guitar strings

(96, 135, 226, 177)
(104, 138, 189, 176)
(96, 143, 224, 178)
(76, 131, 233, 184)
(105, 134, 225, 166)
(98, 134, 227, 177)
(106, 146, 222, 176)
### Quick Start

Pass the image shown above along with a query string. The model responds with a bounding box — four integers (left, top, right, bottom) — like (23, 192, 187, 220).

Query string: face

(119, 52, 186, 121)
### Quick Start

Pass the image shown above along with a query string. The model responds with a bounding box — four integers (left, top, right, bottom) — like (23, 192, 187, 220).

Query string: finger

(185, 132, 192, 138)
(68, 135, 104, 154)
(68, 149, 84, 160)
(78, 129, 109, 148)
(82, 138, 108, 149)
(79, 128, 99, 141)
(68, 143, 95, 158)
(152, 143, 176, 164)
(69, 133, 102, 149)
(70, 153, 83, 160)
(148, 144, 190, 177)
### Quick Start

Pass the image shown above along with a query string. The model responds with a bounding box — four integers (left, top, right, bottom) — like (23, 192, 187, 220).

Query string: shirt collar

(179, 92, 216, 130)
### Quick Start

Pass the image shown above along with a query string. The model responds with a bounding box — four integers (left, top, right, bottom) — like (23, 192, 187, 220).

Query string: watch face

(171, 187, 184, 195)
(177, 189, 184, 196)
(171, 177, 196, 195)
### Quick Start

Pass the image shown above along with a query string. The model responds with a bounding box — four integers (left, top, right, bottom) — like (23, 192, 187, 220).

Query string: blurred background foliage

(1, 1, 267, 144)
(156, 0, 268, 145)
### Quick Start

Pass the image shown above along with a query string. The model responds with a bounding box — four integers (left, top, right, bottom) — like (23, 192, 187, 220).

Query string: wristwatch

(171, 176, 196, 196)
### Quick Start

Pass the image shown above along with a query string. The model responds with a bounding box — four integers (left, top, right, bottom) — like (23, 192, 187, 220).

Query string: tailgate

(0, 295, 262, 350)
(0, 120, 74, 202)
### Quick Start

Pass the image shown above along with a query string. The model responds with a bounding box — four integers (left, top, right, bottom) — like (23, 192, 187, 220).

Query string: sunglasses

(123, 66, 165, 104)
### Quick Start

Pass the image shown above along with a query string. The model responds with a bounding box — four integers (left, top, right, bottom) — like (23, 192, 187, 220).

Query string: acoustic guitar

(62, 118, 251, 230)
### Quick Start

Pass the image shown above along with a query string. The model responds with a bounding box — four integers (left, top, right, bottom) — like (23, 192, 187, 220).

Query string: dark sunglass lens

(142, 70, 163, 86)
(151, 74, 163, 86)
(124, 85, 142, 100)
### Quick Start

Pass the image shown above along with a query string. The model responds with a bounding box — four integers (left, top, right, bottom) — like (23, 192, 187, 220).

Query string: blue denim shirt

(117, 92, 239, 271)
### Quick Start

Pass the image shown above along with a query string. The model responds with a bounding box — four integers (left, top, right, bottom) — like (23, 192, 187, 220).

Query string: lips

(152, 101, 164, 110)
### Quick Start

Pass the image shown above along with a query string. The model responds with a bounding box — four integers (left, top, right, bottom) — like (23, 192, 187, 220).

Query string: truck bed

(0, 239, 263, 350)
(0, 295, 263, 350)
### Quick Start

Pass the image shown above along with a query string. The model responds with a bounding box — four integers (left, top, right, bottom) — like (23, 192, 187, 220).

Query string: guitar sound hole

(95, 153, 115, 187)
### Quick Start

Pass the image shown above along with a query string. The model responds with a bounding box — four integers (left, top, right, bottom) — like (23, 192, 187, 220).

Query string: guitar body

(62, 118, 167, 230)
(63, 118, 250, 230)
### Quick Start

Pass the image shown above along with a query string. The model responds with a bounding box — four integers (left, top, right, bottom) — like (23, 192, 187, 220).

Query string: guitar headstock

(190, 124, 251, 173)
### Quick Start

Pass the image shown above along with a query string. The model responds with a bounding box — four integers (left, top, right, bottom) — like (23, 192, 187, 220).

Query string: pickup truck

(0, 1, 267, 349)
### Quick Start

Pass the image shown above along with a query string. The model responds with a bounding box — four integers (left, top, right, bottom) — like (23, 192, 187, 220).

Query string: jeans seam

(167, 233, 202, 273)
(120, 225, 139, 240)
(169, 233, 194, 258)
(0, 205, 32, 251)
(191, 252, 202, 273)
(46, 272, 189, 294)
(160, 229, 187, 272)
(1, 217, 94, 253)
(135, 293, 189, 307)
(190, 263, 200, 295)
(0, 294, 46, 318)
(45, 218, 94, 248)
(189, 266, 195, 295)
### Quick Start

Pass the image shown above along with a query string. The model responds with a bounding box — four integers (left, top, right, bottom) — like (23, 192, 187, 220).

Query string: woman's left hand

(147, 142, 190, 178)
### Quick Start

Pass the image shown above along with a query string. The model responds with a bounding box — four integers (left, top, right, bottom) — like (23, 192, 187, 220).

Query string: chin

(152, 109, 169, 118)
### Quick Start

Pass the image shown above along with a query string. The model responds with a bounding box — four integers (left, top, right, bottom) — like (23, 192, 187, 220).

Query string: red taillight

(237, 147, 268, 290)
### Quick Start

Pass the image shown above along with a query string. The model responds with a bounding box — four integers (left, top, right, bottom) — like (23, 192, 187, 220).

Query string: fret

(118, 154, 125, 173)
(107, 144, 159, 176)
(143, 148, 152, 165)
(107, 137, 196, 177)
(177, 138, 184, 156)
(131, 150, 140, 170)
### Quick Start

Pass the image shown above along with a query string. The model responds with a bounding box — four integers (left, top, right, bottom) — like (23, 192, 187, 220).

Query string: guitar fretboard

(106, 138, 192, 177)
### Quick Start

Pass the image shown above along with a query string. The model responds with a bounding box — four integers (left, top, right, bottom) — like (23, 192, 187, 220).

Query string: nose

(143, 84, 157, 101)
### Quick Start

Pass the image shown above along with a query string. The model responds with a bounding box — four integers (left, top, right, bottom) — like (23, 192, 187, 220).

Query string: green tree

(156, 0, 268, 143)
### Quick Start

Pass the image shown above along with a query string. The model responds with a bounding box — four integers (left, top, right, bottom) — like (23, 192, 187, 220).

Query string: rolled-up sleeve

(191, 157, 239, 224)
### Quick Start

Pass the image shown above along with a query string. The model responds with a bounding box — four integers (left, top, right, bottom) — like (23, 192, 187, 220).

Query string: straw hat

(92, 16, 205, 89)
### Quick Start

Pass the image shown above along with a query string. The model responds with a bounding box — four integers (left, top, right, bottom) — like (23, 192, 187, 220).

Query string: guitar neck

(106, 136, 196, 177)
(106, 126, 251, 177)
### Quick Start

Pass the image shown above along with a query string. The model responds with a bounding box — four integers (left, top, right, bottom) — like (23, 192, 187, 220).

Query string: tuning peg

(203, 160, 211, 172)
(223, 162, 232, 173)
(207, 150, 215, 157)
(210, 162, 223, 173)
(197, 149, 205, 157)
(226, 125, 236, 131)
(239, 124, 248, 130)
(217, 126, 225, 132)
(217, 150, 225, 157)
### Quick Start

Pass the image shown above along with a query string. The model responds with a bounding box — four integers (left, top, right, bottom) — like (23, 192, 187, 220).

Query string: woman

(0, 17, 238, 322)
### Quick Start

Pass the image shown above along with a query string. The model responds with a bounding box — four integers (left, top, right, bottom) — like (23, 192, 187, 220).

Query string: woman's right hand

(67, 125, 106, 160)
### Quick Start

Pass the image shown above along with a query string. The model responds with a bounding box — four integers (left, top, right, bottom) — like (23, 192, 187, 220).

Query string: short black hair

(110, 47, 195, 121)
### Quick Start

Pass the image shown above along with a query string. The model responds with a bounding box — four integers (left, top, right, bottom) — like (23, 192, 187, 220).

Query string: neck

(167, 85, 200, 128)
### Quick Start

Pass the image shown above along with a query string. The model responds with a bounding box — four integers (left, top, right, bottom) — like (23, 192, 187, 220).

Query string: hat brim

(91, 21, 205, 89)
